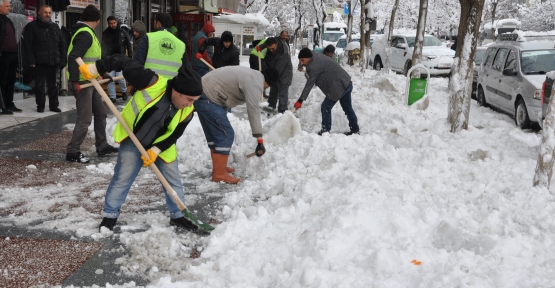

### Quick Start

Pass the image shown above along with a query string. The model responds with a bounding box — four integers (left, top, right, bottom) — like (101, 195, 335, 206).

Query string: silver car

(476, 36, 555, 129)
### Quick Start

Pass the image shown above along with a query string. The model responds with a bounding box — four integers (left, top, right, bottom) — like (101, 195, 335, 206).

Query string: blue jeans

(321, 82, 359, 133)
(102, 139, 186, 219)
(194, 66, 210, 77)
(107, 70, 127, 99)
(194, 93, 234, 155)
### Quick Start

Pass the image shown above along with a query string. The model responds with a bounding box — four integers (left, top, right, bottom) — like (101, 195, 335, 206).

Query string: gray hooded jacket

(298, 52, 351, 102)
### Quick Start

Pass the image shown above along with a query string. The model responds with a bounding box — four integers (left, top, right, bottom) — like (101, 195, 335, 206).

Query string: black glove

(255, 139, 265, 157)
(69, 82, 81, 94)
(103, 72, 114, 83)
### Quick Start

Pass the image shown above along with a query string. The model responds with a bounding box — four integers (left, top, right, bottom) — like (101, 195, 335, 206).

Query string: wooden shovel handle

(200, 58, 216, 71)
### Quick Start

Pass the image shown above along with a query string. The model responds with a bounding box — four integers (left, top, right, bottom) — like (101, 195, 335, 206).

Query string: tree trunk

(447, 0, 485, 133)
(411, 0, 428, 77)
(491, 0, 498, 42)
(384, 0, 400, 72)
(293, 0, 302, 55)
(363, 0, 372, 70)
(347, 0, 353, 43)
(534, 78, 555, 188)
(312, 0, 326, 48)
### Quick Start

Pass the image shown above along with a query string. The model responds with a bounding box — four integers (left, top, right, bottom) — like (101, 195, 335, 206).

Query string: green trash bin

(408, 78, 427, 106)
(405, 64, 430, 106)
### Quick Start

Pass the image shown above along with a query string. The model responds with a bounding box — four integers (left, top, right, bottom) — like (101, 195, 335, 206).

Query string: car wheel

(373, 57, 383, 71)
(404, 60, 412, 76)
(477, 86, 487, 107)
(514, 98, 531, 129)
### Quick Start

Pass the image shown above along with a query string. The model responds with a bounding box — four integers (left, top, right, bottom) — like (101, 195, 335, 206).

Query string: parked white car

(372, 33, 455, 76)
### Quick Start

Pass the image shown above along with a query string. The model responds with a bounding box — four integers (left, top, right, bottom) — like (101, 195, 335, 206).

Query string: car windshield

(323, 33, 344, 42)
(405, 36, 443, 47)
(475, 50, 486, 65)
(520, 49, 555, 75)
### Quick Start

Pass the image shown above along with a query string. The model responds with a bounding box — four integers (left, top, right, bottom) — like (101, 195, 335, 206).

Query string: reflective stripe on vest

(250, 38, 268, 59)
(66, 27, 101, 81)
(113, 77, 194, 163)
(145, 31, 185, 79)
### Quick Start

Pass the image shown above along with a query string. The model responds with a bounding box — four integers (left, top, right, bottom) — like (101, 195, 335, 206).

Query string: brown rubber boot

(210, 149, 235, 173)
(211, 153, 240, 184)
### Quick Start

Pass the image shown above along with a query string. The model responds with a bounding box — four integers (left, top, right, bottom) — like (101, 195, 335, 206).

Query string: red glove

(195, 53, 203, 60)
(294, 101, 302, 110)
(70, 82, 81, 94)
(256, 46, 262, 52)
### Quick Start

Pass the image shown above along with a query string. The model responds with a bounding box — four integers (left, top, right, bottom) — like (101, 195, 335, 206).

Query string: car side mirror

(502, 68, 518, 76)
(396, 43, 407, 49)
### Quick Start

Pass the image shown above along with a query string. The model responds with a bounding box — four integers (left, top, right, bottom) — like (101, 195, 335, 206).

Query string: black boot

(66, 152, 90, 163)
(121, 92, 128, 101)
(99, 217, 118, 232)
(97, 145, 119, 156)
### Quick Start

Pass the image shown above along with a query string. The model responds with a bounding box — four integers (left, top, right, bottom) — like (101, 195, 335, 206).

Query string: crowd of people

(1, 3, 360, 233)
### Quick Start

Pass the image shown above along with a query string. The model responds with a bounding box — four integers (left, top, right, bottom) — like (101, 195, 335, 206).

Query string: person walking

(134, 13, 189, 79)
(131, 20, 145, 58)
(194, 66, 279, 184)
(194, 30, 239, 69)
(23, 5, 66, 113)
(102, 16, 131, 103)
(191, 23, 215, 76)
(295, 48, 360, 136)
(66, 4, 118, 163)
(77, 54, 204, 232)
(0, 0, 21, 114)
(264, 37, 292, 113)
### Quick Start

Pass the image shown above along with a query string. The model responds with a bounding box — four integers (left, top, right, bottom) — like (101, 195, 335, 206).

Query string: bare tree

(312, 0, 327, 48)
(293, 0, 303, 53)
(384, 0, 400, 72)
(447, 0, 485, 132)
(410, 0, 428, 77)
(347, 0, 353, 43)
(490, 0, 498, 41)
(359, 0, 372, 71)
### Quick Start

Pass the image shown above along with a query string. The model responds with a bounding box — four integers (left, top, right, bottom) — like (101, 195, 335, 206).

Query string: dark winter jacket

(197, 31, 239, 69)
(67, 22, 98, 83)
(95, 54, 193, 152)
(101, 23, 132, 58)
(298, 52, 352, 102)
(0, 14, 16, 55)
(131, 20, 146, 58)
(23, 15, 66, 67)
(134, 27, 191, 69)
(264, 38, 292, 91)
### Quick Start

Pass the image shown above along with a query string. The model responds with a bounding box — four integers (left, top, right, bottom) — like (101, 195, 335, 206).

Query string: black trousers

(0, 52, 18, 108)
(34, 65, 59, 109)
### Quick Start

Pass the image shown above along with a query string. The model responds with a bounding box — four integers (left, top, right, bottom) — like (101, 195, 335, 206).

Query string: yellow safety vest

(113, 77, 194, 163)
(250, 38, 268, 59)
(145, 30, 185, 79)
(66, 26, 101, 81)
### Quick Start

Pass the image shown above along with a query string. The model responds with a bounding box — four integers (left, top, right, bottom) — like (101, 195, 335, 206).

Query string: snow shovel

(258, 51, 263, 102)
(75, 57, 214, 234)
(199, 58, 216, 71)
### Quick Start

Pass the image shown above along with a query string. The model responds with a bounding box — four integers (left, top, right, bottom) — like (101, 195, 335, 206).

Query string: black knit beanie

(82, 5, 101, 22)
(221, 31, 233, 43)
(172, 65, 203, 96)
(261, 68, 279, 87)
(298, 48, 313, 59)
